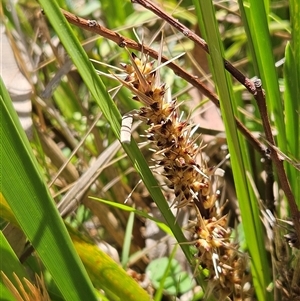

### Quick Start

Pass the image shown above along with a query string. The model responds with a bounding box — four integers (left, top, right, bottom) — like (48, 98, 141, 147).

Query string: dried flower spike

(115, 52, 252, 300)
(117, 53, 218, 210)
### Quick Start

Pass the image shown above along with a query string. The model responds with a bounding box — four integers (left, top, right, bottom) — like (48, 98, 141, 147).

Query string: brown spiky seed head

(120, 54, 214, 208)
(117, 54, 251, 300)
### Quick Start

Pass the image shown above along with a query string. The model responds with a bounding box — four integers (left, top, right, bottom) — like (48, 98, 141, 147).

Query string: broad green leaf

(148, 257, 192, 297)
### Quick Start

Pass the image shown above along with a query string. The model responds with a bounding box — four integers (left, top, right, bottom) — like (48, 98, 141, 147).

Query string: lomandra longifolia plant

(115, 52, 252, 300)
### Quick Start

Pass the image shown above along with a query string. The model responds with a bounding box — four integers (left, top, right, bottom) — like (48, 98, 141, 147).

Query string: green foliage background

(1, 0, 299, 300)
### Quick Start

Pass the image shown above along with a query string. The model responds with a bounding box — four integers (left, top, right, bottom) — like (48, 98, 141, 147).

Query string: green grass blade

(122, 211, 135, 267)
(284, 0, 300, 205)
(193, 1, 271, 300)
(284, 43, 300, 206)
(90, 198, 172, 235)
(0, 281, 15, 301)
(153, 247, 178, 301)
(0, 77, 98, 300)
(1, 191, 152, 300)
(0, 231, 28, 301)
(238, 0, 286, 151)
(0, 230, 28, 280)
(39, 0, 193, 268)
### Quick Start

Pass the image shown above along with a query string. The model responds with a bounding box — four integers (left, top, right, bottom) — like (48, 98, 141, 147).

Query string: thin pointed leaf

(0, 78, 98, 301)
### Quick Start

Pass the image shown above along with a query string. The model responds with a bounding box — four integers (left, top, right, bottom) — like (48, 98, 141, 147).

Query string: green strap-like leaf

(193, 1, 271, 300)
(0, 77, 98, 301)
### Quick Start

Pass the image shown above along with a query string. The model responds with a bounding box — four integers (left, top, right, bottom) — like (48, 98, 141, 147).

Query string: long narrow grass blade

(90, 197, 172, 235)
(0, 78, 98, 301)
(1, 191, 152, 300)
(284, 0, 300, 205)
(0, 231, 28, 301)
(122, 211, 135, 267)
(153, 246, 178, 301)
(193, 1, 271, 300)
(238, 0, 286, 151)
